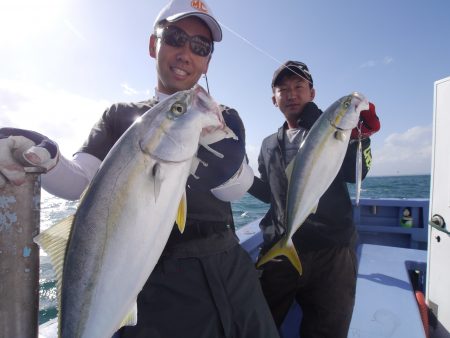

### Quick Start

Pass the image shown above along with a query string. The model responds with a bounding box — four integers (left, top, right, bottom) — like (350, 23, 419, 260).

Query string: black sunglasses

(156, 25, 214, 58)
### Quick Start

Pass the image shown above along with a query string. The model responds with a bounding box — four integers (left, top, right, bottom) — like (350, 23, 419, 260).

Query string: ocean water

(232, 174, 431, 229)
(36, 174, 431, 324)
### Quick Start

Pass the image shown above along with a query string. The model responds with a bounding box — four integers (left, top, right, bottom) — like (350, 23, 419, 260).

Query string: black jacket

(249, 102, 371, 253)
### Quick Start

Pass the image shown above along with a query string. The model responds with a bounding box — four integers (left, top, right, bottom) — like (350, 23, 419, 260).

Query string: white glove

(210, 159, 254, 201)
(0, 128, 59, 186)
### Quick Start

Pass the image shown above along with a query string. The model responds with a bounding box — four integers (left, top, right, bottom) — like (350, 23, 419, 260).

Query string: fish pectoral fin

(256, 238, 303, 275)
(118, 301, 138, 329)
(152, 163, 161, 201)
(33, 215, 74, 311)
(176, 192, 187, 233)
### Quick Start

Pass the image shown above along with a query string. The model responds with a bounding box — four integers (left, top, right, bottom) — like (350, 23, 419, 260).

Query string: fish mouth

(351, 91, 366, 101)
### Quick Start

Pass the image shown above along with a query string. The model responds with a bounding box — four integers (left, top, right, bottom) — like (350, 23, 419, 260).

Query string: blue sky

(1, 0, 449, 176)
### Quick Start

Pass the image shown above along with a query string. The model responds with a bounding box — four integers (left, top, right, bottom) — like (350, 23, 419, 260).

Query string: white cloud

(370, 125, 432, 176)
(360, 60, 376, 68)
(383, 56, 394, 64)
(121, 83, 139, 95)
(2, 80, 430, 179)
(247, 125, 432, 178)
(360, 56, 394, 68)
(0, 79, 110, 158)
(120, 83, 151, 97)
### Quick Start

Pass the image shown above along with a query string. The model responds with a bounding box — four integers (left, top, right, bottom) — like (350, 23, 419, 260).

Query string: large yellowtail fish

(257, 92, 369, 274)
(35, 85, 231, 338)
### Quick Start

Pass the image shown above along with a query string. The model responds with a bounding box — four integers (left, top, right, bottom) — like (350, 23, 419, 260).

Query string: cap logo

(191, 0, 208, 13)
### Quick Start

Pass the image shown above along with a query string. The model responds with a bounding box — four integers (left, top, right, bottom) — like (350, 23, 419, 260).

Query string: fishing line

(218, 20, 311, 83)
(203, 74, 210, 94)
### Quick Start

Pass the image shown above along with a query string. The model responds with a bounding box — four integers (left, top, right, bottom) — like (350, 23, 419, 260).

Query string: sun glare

(0, 0, 66, 45)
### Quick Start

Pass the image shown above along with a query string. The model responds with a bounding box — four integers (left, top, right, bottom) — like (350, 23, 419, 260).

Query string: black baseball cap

(271, 60, 313, 87)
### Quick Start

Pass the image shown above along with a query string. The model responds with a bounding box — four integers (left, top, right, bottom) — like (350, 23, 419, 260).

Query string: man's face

(150, 17, 212, 95)
(272, 75, 315, 123)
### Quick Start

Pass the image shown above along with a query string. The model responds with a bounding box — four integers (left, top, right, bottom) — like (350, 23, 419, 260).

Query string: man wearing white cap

(0, 0, 279, 337)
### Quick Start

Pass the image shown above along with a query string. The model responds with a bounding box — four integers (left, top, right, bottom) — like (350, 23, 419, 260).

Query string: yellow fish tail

(256, 238, 303, 275)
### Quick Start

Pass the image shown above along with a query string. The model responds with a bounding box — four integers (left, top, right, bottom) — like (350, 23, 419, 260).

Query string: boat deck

(39, 198, 430, 337)
(349, 244, 426, 337)
(237, 198, 430, 338)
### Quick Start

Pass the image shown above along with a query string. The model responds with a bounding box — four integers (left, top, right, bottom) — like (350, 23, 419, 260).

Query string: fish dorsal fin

(176, 191, 187, 233)
(118, 301, 138, 329)
(33, 215, 74, 331)
(285, 159, 295, 184)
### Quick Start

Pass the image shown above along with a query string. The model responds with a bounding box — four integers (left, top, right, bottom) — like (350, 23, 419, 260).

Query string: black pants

(259, 246, 357, 338)
(120, 243, 279, 338)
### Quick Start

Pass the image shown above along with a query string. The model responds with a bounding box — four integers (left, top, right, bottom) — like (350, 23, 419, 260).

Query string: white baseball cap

(154, 0, 222, 42)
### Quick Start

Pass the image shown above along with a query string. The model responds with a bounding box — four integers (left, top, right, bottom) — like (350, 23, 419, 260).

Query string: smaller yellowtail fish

(257, 92, 369, 274)
(34, 85, 233, 338)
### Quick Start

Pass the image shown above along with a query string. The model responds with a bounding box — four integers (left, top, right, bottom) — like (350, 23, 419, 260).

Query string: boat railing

(237, 198, 430, 255)
(352, 198, 429, 250)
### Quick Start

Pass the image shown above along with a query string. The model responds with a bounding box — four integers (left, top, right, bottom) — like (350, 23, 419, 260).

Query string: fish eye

(342, 97, 351, 109)
(168, 102, 187, 119)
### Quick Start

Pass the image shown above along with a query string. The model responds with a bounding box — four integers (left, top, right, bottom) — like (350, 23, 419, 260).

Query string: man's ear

(310, 88, 316, 101)
(149, 34, 157, 58)
(272, 95, 278, 107)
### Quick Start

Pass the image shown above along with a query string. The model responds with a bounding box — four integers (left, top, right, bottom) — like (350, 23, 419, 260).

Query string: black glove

(187, 108, 246, 192)
(0, 127, 59, 186)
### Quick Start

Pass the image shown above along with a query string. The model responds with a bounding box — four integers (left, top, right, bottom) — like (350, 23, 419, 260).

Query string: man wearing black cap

(0, 0, 279, 337)
(249, 60, 380, 337)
